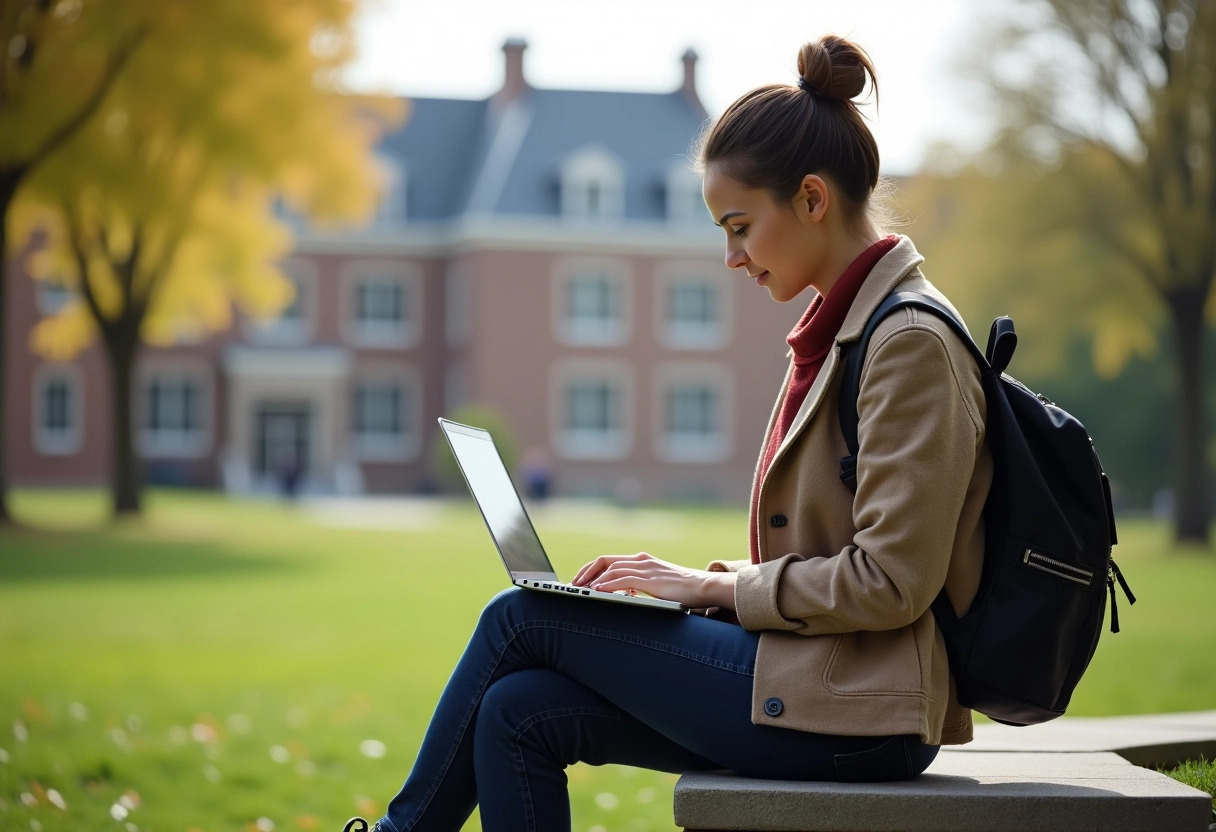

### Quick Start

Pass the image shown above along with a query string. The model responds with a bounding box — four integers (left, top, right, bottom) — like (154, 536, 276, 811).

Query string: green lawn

(1, 490, 1213, 832)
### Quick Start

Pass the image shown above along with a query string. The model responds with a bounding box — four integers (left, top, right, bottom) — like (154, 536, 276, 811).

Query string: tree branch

(62, 199, 111, 334)
(23, 24, 149, 174)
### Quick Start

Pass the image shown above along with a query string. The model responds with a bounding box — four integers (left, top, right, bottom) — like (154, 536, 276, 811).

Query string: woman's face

(702, 165, 829, 303)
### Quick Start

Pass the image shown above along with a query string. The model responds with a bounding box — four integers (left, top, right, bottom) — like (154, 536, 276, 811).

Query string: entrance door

(256, 403, 312, 478)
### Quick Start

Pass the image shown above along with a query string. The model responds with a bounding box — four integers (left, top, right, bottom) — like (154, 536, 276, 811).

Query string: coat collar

(764, 235, 925, 475)
(835, 234, 926, 345)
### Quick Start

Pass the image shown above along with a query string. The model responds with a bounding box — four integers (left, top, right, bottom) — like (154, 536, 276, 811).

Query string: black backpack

(838, 291, 1135, 726)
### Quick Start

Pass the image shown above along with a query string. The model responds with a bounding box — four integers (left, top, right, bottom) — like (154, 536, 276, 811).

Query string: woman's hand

(572, 552, 737, 611)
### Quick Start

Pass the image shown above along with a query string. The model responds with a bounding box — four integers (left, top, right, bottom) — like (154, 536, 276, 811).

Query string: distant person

(521, 447, 552, 502)
(343, 34, 991, 832)
(276, 449, 302, 499)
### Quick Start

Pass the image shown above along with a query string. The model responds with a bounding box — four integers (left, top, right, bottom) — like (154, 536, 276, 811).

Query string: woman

(344, 33, 991, 832)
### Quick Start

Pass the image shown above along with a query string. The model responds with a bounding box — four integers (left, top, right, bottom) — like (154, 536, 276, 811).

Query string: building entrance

(256, 403, 312, 480)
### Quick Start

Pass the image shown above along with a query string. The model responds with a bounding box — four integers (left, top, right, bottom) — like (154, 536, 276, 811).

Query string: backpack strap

(838, 291, 987, 492)
(837, 291, 991, 633)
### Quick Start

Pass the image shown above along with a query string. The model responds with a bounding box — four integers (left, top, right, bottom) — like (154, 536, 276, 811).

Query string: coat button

(763, 697, 784, 716)
(769, 514, 788, 528)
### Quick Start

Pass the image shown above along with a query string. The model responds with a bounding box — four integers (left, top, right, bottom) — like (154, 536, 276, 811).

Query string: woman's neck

(813, 224, 887, 297)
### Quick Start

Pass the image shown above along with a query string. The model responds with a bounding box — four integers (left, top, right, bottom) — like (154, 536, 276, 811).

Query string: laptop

(438, 418, 688, 613)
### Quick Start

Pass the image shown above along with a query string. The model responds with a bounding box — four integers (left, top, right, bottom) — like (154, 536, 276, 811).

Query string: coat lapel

(765, 235, 927, 472)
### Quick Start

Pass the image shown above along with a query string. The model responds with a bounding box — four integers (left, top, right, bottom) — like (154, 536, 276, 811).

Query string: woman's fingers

(573, 552, 653, 586)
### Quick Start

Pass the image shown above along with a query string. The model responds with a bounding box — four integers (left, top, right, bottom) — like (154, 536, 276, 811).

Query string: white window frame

(666, 162, 708, 225)
(350, 367, 422, 462)
(550, 359, 633, 460)
(33, 364, 83, 456)
(652, 362, 733, 463)
(245, 259, 318, 346)
(560, 146, 624, 221)
(552, 257, 632, 347)
(341, 260, 421, 349)
(138, 364, 212, 459)
(654, 263, 732, 350)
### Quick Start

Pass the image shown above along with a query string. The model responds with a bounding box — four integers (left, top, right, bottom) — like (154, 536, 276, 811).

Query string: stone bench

(674, 711, 1216, 832)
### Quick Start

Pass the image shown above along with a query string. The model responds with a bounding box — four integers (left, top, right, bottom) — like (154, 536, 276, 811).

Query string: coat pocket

(824, 626, 923, 695)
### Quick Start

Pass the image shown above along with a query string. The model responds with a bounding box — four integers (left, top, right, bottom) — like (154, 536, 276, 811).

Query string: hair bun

(796, 35, 875, 103)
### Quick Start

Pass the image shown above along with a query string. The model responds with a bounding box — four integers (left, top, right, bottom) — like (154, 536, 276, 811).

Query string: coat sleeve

(705, 558, 750, 573)
(733, 322, 985, 635)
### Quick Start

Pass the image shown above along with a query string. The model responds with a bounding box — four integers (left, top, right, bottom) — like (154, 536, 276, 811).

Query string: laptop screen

(440, 420, 557, 580)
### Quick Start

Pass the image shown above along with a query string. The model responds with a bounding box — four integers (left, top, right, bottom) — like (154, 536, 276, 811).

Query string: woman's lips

(753, 271, 769, 286)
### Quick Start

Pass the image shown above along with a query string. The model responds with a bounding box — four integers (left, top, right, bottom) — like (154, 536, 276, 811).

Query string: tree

(0, 0, 146, 525)
(11, 0, 402, 517)
(971, 0, 1216, 544)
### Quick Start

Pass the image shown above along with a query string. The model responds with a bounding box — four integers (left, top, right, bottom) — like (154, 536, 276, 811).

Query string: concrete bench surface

(674, 711, 1216, 832)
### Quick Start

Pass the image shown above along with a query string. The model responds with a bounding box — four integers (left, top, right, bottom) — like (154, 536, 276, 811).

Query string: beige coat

(709, 236, 992, 746)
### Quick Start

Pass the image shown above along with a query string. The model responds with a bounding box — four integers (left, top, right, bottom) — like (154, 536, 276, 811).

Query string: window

(248, 261, 316, 345)
(345, 262, 419, 348)
(552, 361, 632, 460)
(36, 280, 73, 316)
(666, 163, 708, 225)
(653, 364, 731, 462)
(141, 373, 208, 457)
(373, 155, 406, 227)
(33, 366, 82, 455)
(656, 268, 730, 349)
(561, 146, 624, 221)
(554, 260, 630, 346)
(352, 375, 420, 461)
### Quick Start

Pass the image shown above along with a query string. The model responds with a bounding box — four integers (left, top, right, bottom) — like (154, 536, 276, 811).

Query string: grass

(1161, 757, 1216, 814)
(1, 489, 1214, 832)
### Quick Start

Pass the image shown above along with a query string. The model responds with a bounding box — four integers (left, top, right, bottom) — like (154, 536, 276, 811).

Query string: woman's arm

(573, 553, 739, 610)
(734, 322, 985, 635)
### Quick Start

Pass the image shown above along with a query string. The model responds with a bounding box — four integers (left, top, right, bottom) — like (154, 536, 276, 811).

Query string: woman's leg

(376, 588, 938, 832)
(472, 668, 716, 831)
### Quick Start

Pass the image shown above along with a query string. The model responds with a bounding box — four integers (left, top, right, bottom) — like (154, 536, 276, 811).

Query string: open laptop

(438, 418, 688, 613)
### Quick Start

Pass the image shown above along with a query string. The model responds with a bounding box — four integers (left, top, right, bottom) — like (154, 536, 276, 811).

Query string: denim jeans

(376, 587, 939, 832)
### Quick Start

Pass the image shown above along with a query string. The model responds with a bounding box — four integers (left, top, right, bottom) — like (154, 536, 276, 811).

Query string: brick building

(4, 40, 801, 503)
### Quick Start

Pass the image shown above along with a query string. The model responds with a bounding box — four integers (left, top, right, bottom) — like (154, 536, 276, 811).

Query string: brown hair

(698, 35, 881, 221)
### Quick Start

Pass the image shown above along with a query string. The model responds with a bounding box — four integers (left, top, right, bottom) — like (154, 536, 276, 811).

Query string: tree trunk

(106, 331, 142, 517)
(1167, 288, 1211, 545)
(0, 173, 18, 527)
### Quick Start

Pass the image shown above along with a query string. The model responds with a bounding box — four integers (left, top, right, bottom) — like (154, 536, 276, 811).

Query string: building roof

(380, 63, 709, 223)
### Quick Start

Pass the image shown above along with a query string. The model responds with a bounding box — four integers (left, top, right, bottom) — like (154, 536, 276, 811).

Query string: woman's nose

(724, 243, 747, 270)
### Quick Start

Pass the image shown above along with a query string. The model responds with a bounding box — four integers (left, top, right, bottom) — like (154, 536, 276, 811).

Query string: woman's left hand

(572, 552, 737, 610)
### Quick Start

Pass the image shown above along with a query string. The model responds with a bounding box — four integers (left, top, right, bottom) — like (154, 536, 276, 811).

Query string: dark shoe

(342, 820, 378, 832)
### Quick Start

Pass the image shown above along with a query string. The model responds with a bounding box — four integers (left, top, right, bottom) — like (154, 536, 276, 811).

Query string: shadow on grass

(0, 530, 302, 583)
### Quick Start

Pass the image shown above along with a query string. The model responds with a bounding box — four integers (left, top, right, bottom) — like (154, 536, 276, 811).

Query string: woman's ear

(796, 175, 830, 224)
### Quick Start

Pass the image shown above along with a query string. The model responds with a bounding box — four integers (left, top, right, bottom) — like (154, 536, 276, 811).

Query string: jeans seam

(511, 738, 537, 832)
(518, 618, 756, 676)
(510, 708, 634, 832)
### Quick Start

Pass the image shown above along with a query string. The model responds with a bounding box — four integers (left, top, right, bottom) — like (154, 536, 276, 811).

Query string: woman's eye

(731, 226, 747, 238)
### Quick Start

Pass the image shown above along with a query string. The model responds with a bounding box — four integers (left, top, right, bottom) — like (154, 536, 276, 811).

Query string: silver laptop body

(438, 418, 688, 613)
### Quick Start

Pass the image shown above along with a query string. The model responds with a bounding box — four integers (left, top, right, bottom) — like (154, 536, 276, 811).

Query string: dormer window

(667, 162, 707, 224)
(561, 146, 624, 221)
(374, 154, 406, 227)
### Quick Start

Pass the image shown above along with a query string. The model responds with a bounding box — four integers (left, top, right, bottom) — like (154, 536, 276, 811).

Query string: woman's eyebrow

(715, 211, 744, 227)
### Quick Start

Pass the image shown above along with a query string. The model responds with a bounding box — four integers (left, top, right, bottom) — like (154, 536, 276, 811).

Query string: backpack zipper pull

(1110, 559, 1135, 605)
(1107, 569, 1121, 634)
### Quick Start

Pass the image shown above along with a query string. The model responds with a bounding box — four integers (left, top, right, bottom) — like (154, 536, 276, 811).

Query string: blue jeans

(377, 588, 938, 832)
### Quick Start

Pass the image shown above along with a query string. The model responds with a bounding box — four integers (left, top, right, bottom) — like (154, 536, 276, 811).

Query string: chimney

(498, 38, 529, 105)
(680, 48, 703, 113)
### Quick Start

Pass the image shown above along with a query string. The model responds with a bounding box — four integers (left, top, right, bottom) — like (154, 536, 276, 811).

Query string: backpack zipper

(1023, 549, 1094, 586)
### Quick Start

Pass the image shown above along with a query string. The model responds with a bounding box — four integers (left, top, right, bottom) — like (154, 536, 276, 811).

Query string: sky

(344, 0, 1001, 176)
